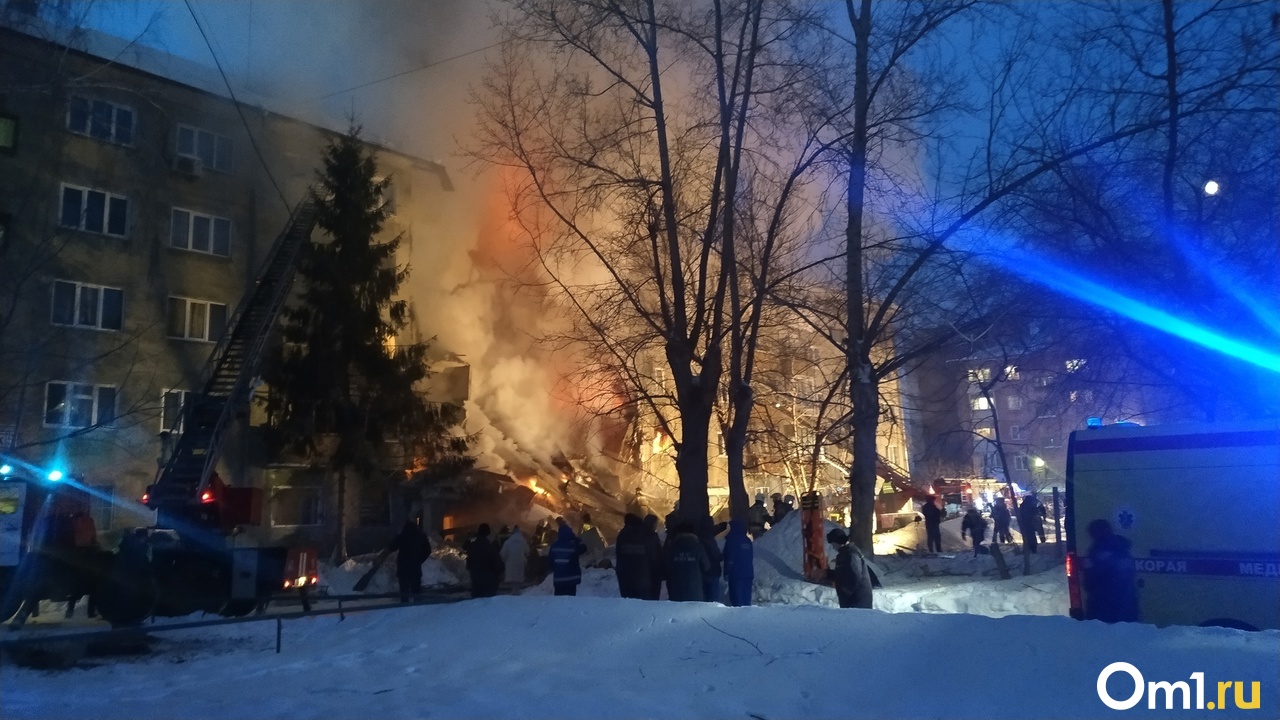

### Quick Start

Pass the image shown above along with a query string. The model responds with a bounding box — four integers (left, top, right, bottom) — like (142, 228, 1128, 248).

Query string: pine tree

(265, 126, 469, 560)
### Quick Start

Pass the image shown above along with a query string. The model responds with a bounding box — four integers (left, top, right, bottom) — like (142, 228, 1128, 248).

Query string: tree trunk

(674, 382, 713, 524)
(849, 367, 879, 556)
(333, 465, 348, 563)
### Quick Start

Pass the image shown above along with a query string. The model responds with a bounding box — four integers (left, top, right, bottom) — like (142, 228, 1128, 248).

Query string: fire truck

(1065, 419, 1280, 630)
(1, 200, 319, 626)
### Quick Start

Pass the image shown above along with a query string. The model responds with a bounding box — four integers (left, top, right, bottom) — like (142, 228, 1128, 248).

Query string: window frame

(175, 123, 233, 173)
(43, 380, 117, 429)
(66, 96, 135, 146)
(160, 388, 192, 433)
(59, 183, 129, 237)
(971, 396, 991, 411)
(1006, 395, 1024, 410)
(1014, 454, 1031, 472)
(269, 485, 324, 527)
(170, 207, 232, 257)
(166, 296, 228, 343)
(50, 279, 123, 331)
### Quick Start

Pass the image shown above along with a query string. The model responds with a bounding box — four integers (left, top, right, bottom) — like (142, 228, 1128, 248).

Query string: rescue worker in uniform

(920, 494, 944, 553)
(548, 524, 587, 596)
(961, 505, 987, 555)
(721, 520, 754, 607)
(825, 528, 873, 609)
(464, 524, 504, 598)
(747, 493, 771, 539)
(1083, 519, 1140, 623)
(663, 521, 710, 602)
(388, 520, 432, 602)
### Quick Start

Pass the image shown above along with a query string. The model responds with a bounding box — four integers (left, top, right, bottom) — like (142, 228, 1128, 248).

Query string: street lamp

(1203, 180, 1220, 196)
(1032, 457, 1045, 469)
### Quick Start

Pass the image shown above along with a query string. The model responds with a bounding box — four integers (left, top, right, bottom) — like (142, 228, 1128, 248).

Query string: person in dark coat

(721, 519, 754, 607)
(990, 498, 1013, 545)
(663, 522, 710, 602)
(642, 514, 664, 599)
(388, 520, 432, 602)
(747, 494, 771, 538)
(698, 516, 724, 603)
(464, 524, 504, 599)
(548, 524, 587, 596)
(663, 503, 682, 536)
(614, 513, 657, 599)
(825, 528, 873, 609)
(1083, 519, 1140, 623)
(960, 506, 987, 555)
(1018, 496, 1040, 554)
(920, 495, 944, 553)
(1036, 502, 1048, 543)
(770, 493, 791, 526)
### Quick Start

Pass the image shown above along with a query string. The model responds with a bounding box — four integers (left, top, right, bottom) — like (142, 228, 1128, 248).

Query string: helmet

(783, 494, 795, 503)
(771, 492, 783, 500)
(755, 493, 766, 502)
(826, 528, 848, 545)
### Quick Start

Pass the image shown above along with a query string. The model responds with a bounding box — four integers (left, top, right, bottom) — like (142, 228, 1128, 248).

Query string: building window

(51, 280, 123, 330)
(968, 368, 991, 383)
(886, 444, 902, 466)
(176, 124, 232, 172)
(976, 426, 993, 439)
(67, 97, 134, 145)
(1010, 424, 1024, 440)
(0, 113, 16, 154)
(1034, 375, 1052, 388)
(358, 482, 391, 527)
(270, 486, 323, 527)
(170, 208, 231, 256)
(1014, 455, 1030, 471)
(166, 297, 227, 342)
(1065, 358, 1087, 373)
(89, 484, 113, 531)
(161, 389, 192, 432)
(1069, 389, 1094, 403)
(44, 381, 116, 428)
(59, 184, 128, 236)
(1006, 395, 1023, 410)
(1004, 365, 1020, 381)
(971, 396, 991, 411)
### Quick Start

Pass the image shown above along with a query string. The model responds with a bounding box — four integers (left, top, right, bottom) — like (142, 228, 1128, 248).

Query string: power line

(183, 0, 291, 212)
(313, 41, 504, 101)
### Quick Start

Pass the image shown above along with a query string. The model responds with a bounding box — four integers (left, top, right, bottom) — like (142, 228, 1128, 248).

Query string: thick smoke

(83, 1, 597, 476)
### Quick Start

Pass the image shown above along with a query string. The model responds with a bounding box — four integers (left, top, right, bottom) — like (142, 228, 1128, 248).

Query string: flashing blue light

(1085, 417, 1103, 428)
(0, 464, 11, 475)
(47, 470, 64, 482)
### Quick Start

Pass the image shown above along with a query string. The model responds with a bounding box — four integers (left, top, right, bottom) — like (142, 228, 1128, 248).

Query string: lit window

(1065, 358, 1087, 373)
(167, 296, 227, 342)
(44, 381, 116, 428)
(1004, 365, 1020, 381)
(968, 368, 991, 383)
(976, 427, 993, 439)
(176, 124, 232, 172)
(170, 208, 231, 256)
(972, 396, 991, 411)
(66, 97, 134, 145)
(1006, 395, 1023, 410)
(59, 184, 129, 236)
(51, 280, 123, 330)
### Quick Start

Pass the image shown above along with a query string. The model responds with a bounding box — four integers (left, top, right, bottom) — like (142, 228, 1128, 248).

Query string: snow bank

(319, 555, 460, 596)
(5, 596, 1274, 719)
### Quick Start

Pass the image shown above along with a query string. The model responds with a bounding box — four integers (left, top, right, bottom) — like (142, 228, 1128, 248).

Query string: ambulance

(1065, 420, 1280, 630)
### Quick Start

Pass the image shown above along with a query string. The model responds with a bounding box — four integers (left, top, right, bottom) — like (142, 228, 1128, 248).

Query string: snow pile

(4, 596, 1275, 719)
(318, 555, 460, 596)
(875, 571, 1067, 617)
(523, 567, 622, 598)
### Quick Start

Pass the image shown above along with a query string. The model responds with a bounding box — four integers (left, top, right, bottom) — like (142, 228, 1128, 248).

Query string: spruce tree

(265, 126, 469, 560)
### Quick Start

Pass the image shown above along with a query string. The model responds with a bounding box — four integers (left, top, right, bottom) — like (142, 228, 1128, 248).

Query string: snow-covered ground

(4, 596, 1276, 719)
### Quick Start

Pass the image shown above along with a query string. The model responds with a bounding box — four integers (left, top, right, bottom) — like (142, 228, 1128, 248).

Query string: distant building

(0, 18, 464, 554)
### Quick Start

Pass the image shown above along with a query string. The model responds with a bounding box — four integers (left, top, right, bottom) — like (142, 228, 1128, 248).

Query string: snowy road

(3, 595, 1275, 719)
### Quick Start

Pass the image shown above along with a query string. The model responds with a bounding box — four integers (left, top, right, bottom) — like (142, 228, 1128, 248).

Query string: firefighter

(548, 524, 587, 596)
(663, 521, 710, 602)
(613, 513, 656, 599)
(961, 505, 987, 555)
(697, 516, 724, 603)
(825, 528, 873, 609)
(747, 493, 770, 538)
(771, 493, 793, 525)
(1018, 496, 1040, 554)
(990, 497, 1013, 545)
(388, 520, 432, 602)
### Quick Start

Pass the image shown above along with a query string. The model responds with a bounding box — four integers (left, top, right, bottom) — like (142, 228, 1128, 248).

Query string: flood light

(1204, 180, 1220, 196)
(47, 469, 64, 482)
(1032, 457, 1045, 468)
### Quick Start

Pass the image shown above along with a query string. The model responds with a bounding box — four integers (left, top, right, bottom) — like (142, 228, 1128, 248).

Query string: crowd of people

(948, 494, 1048, 556)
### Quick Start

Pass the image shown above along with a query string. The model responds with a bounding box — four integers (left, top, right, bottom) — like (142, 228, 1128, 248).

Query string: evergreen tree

(265, 126, 469, 560)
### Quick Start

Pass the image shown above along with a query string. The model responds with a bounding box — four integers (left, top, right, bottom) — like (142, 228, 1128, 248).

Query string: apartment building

(0, 20, 463, 553)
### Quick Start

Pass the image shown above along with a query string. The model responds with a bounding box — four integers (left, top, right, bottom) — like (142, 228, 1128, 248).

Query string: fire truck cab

(1065, 420, 1280, 630)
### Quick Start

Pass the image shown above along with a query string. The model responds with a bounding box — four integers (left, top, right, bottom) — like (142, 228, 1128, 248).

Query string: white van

(1065, 420, 1280, 630)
